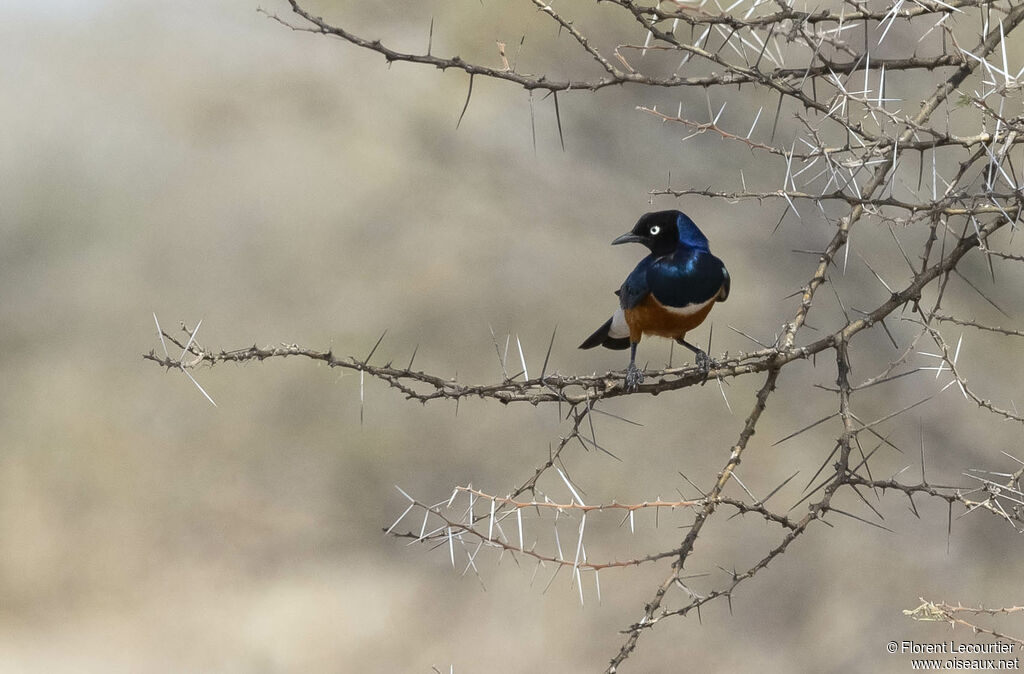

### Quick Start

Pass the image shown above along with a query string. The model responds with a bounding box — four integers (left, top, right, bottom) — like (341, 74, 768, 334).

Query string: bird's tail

(579, 317, 631, 350)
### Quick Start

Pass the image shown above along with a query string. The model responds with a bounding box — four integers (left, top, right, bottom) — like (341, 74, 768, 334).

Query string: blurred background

(2, 1, 1023, 671)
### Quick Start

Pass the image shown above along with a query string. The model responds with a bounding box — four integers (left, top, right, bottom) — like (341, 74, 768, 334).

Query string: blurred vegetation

(1, 1, 1023, 672)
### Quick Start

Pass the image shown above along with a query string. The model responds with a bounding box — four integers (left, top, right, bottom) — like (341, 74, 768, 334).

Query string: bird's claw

(625, 364, 644, 392)
(695, 350, 718, 383)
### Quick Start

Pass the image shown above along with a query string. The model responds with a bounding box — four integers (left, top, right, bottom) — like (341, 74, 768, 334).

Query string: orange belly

(624, 295, 716, 343)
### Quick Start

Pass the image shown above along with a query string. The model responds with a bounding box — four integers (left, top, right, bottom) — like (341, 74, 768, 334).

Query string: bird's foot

(625, 363, 644, 392)
(695, 350, 718, 383)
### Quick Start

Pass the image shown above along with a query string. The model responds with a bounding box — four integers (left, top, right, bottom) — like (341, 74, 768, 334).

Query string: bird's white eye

(649, 225, 661, 236)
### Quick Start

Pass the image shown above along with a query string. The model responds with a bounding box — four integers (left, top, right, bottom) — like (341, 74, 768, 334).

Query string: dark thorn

(848, 441, 883, 483)
(889, 226, 916, 273)
(801, 442, 840, 493)
(879, 318, 899, 350)
(770, 89, 784, 144)
(773, 412, 839, 446)
(578, 433, 623, 461)
(907, 492, 920, 519)
(365, 330, 388, 364)
(954, 268, 1009, 317)
(754, 22, 776, 70)
(588, 406, 643, 427)
(830, 281, 851, 323)
(920, 422, 926, 484)
(772, 204, 790, 234)
(586, 398, 598, 447)
(529, 91, 537, 156)
(849, 412, 907, 454)
(553, 90, 565, 151)
(827, 506, 894, 533)
(540, 324, 557, 380)
(728, 324, 770, 348)
(847, 482, 886, 521)
(759, 471, 801, 506)
(678, 471, 708, 498)
(946, 500, 952, 553)
(456, 73, 475, 129)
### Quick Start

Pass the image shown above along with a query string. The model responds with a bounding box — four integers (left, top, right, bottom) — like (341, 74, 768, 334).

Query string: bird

(579, 210, 730, 391)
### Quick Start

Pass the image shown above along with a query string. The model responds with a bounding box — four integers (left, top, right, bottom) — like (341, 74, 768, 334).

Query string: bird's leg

(625, 341, 644, 391)
(676, 338, 718, 380)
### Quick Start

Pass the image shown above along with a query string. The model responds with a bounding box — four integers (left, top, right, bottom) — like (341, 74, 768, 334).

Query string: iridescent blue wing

(617, 260, 651, 310)
(646, 251, 729, 308)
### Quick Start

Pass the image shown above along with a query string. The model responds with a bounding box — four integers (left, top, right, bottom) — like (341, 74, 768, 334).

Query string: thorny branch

(150, 0, 1024, 671)
(905, 599, 1024, 646)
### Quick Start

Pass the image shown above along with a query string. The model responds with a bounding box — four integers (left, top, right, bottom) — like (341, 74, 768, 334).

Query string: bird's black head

(612, 210, 709, 256)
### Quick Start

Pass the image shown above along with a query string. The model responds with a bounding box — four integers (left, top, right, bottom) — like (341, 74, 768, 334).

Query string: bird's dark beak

(611, 232, 642, 246)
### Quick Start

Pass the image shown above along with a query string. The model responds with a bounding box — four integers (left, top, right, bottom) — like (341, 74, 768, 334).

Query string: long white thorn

(999, 21, 1009, 87)
(747, 106, 763, 139)
(556, 466, 586, 506)
(386, 503, 416, 535)
(183, 369, 217, 407)
(180, 319, 203, 363)
(516, 334, 529, 380)
(153, 313, 168, 359)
